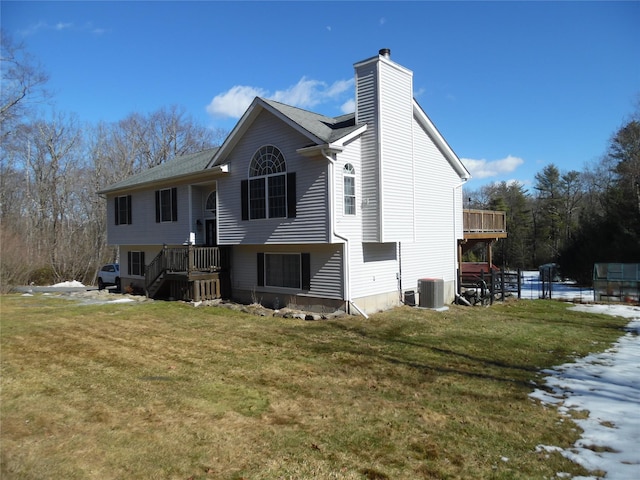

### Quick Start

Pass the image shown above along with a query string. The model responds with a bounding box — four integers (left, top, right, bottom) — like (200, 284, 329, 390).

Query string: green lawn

(0, 294, 629, 479)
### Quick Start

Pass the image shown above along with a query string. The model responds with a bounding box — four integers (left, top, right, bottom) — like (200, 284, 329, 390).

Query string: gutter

(453, 178, 469, 295)
(320, 147, 369, 319)
(97, 164, 229, 196)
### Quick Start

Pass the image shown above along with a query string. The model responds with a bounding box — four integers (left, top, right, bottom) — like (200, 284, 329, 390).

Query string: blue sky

(2, 1, 639, 189)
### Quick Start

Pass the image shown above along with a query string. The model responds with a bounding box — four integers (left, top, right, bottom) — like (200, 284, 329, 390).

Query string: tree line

(464, 111, 640, 284)
(0, 34, 226, 291)
(1, 33, 638, 291)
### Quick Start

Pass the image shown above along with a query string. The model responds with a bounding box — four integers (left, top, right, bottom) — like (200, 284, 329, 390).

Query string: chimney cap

(379, 48, 391, 58)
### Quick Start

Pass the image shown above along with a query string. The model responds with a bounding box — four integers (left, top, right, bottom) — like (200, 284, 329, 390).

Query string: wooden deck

(463, 209, 507, 240)
(145, 246, 230, 301)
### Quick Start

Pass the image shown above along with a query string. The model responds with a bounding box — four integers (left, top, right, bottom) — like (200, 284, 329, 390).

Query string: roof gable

(207, 97, 361, 168)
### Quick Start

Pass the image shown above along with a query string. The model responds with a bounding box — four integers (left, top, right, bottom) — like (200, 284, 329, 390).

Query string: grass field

(0, 294, 629, 479)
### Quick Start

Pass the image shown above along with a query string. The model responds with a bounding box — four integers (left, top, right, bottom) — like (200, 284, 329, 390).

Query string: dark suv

(98, 263, 120, 291)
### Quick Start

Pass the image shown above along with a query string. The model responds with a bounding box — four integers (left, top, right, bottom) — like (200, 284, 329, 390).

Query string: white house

(99, 49, 474, 315)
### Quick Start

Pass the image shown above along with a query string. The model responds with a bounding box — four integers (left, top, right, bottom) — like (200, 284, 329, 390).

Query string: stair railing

(145, 247, 167, 295)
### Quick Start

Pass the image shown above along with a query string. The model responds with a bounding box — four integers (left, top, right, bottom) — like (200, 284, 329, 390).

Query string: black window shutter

(241, 180, 249, 221)
(127, 195, 132, 224)
(114, 197, 120, 225)
(141, 252, 145, 275)
(257, 253, 264, 286)
(155, 191, 160, 223)
(287, 172, 296, 218)
(171, 187, 178, 221)
(301, 253, 310, 290)
(127, 251, 132, 276)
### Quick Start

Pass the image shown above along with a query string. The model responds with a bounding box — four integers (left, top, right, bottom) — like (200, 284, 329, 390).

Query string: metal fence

(593, 263, 640, 303)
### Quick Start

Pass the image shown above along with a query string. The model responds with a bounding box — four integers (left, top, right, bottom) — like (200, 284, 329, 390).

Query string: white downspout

(322, 148, 368, 318)
(453, 179, 468, 297)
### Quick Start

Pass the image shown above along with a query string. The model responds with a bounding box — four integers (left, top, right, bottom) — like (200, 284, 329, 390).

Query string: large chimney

(354, 48, 415, 243)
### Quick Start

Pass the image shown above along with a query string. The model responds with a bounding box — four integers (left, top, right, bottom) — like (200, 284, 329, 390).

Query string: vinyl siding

(398, 115, 463, 289)
(106, 185, 195, 246)
(231, 244, 343, 299)
(349, 242, 399, 300)
(333, 138, 363, 241)
(355, 61, 381, 243)
(379, 59, 415, 242)
(218, 110, 329, 245)
(334, 139, 399, 300)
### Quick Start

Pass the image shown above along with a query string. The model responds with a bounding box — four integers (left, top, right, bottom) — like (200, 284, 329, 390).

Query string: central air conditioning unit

(418, 278, 444, 309)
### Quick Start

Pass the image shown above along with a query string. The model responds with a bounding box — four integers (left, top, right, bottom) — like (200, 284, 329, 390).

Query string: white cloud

(271, 77, 325, 109)
(340, 98, 355, 114)
(325, 79, 353, 98)
(20, 20, 106, 36)
(20, 21, 47, 36)
(206, 85, 266, 118)
(461, 155, 524, 179)
(207, 77, 354, 119)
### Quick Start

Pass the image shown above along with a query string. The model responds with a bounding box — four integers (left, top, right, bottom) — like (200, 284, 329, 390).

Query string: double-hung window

(155, 187, 178, 222)
(343, 163, 356, 215)
(242, 145, 296, 220)
(257, 252, 311, 290)
(128, 251, 145, 276)
(114, 195, 132, 225)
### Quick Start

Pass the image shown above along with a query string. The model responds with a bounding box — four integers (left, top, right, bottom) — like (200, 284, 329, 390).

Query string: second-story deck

(463, 209, 507, 240)
(459, 210, 507, 280)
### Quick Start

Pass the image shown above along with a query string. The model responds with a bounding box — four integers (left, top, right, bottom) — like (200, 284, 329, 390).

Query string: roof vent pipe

(379, 48, 391, 58)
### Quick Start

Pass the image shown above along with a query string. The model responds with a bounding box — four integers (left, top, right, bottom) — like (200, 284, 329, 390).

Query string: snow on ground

(519, 270, 595, 302)
(50, 280, 86, 288)
(521, 271, 640, 480)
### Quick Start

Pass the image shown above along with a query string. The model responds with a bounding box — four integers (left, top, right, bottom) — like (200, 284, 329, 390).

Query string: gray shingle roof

(260, 98, 359, 143)
(98, 147, 219, 194)
(100, 98, 362, 195)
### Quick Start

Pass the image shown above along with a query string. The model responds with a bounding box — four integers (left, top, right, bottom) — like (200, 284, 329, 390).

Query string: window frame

(257, 252, 310, 291)
(205, 191, 217, 215)
(114, 195, 132, 225)
(343, 163, 356, 215)
(155, 187, 178, 223)
(248, 145, 287, 220)
(127, 251, 145, 277)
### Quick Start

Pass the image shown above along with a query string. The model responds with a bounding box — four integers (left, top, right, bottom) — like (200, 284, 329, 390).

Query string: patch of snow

(519, 270, 595, 302)
(50, 280, 86, 288)
(530, 302, 640, 480)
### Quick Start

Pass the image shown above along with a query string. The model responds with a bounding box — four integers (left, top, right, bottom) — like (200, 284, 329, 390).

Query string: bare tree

(0, 47, 228, 288)
(0, 32, 50, 143)
(91, 106, 226, 189)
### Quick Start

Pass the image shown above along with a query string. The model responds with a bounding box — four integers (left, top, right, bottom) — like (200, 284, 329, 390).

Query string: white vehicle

(97, 263, 120, 291)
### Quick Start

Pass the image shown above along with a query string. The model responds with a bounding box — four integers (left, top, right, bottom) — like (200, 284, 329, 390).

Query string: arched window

(249, 145, 287, 219)
(343, 163, 356, 215)
(205, 191, 217, 217)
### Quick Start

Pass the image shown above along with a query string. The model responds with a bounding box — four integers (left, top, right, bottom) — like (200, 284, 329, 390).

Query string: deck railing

(145, 246, 221, 293)
(463, 209, 506, 233)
